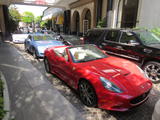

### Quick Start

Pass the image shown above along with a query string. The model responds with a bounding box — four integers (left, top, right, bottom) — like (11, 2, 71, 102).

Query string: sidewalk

(0, 42, 84, 120)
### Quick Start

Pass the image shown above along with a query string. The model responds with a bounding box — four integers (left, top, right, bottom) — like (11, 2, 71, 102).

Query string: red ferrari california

(44, 44, 152, 111)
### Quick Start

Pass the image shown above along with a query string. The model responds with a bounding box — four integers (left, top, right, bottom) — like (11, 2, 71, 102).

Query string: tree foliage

(35, 16, 42, 24)
(40, 19, 52, 29)
(9, 6, 21, 22)
(151, 28, 160, 37)
(8, 6, 21, 32)
(22, 12, 34, 23)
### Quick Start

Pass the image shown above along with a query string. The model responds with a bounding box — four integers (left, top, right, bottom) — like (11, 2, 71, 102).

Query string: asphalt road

(11, 39, 160, 120)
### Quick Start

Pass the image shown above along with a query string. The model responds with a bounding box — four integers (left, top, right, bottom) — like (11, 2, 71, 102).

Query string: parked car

(24, 34, 66, 58)
(44, 44, 152, 111)
(12, 33, 29, 43)
(81, 28, 160, 83)
(152, 99, 160, 120)
(52, 34, 73, 45)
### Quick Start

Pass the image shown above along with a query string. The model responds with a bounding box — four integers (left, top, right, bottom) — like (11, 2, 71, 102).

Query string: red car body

(44, 45, 152, 111)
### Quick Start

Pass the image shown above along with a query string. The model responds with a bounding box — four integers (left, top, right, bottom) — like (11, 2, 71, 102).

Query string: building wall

(101, 0, 107, 19)
(98, 0, 121, 28)
(0, 5, 5, 34)
(70, 0, 95, 34)
(137, 0, 160, 28)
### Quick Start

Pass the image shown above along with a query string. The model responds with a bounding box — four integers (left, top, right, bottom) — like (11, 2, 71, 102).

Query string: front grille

(130, 90, 150, 104)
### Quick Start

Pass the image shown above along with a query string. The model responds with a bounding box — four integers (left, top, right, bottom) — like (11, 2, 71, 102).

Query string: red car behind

(44, 44, 152, 111)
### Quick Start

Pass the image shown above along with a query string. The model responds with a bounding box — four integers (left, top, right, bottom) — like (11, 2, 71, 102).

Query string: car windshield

(33, 35, 54, 41)
(136, 31, 160, 45)
(68, 45, 108, 63)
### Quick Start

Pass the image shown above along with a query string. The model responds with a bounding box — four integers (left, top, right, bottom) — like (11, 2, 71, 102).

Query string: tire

(143, 61, 160, 83)
(78, 80, 97, 107)
(24, 44, 28, 52)
(33, 49, 38, 59)
(44, 57, 51, 73)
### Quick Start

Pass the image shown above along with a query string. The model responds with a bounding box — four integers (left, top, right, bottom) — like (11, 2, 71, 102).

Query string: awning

(0, 0, 78, 9)
(42, 7, 64, 21)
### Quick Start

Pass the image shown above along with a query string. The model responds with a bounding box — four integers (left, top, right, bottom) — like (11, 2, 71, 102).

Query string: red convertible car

(44, 44, 152, 111)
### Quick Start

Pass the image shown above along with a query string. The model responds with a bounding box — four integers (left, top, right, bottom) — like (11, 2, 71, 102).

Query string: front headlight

(100, 77, 123, 93)
(37, 46, 47, 53)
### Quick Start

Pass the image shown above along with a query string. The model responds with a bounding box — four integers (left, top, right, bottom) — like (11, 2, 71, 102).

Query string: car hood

(35, 40, 64, 53)
(35, 40, 63, 47)
(146, 44, 160, 49)
(77, 56, 152, 95)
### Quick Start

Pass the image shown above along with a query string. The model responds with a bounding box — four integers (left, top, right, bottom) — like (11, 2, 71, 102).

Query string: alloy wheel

(24, 44, 28, 52)
(78, 80, 97, 107)
(44, 58, 50, 73)
(143, 62, 160, 83)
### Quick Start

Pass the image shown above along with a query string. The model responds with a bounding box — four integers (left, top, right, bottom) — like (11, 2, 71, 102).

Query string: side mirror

(28, 38, 32, 42)
(80, 37, 85, 44)
(129, 40, 140, 46)
(80, 37, 84, 41)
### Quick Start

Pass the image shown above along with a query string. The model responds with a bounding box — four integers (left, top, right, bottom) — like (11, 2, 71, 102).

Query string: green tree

(40, 19, 52, 29)
(35, 16, 42, 24)
(8, 6, 21, 32)
(40, 20, 47, 28)
(22, 12, 34, 24)
(9, 6, 21, 22)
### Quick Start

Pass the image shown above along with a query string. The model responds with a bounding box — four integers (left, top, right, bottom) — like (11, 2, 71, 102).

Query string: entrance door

(75, 12, 80, 35)
(121, 0, 139, 28)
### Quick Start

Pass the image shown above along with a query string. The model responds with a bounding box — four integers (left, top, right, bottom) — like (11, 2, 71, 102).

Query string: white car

(152, 99, 160, 120)
(12, 34, 29, 44)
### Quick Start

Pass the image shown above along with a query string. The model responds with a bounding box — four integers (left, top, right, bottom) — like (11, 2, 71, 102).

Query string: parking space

(9, 41, 160, 120)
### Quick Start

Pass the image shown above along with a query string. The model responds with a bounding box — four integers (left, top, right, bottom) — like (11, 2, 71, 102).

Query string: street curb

(0, 72, 10, 120)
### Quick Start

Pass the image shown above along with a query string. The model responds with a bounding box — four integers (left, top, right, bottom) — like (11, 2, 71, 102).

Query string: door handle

(116, 46, 124, 50)
(101, 42, 107, 46)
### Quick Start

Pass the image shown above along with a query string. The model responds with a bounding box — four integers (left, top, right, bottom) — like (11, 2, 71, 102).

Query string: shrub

(0, 75, 6, 119)
(151, 28, 160, 37)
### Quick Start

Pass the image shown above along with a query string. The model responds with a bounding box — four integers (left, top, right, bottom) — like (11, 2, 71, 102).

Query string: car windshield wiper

(77, 59, 88, 63)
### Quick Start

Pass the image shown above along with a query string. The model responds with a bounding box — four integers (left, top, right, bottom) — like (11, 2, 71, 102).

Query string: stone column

(0, 5, 6, 41)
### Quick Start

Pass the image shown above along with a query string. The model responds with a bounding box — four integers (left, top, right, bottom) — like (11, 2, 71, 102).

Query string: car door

(100, 30, 121, 54)
(53, 49, 75, 84)
(85, 30, 105, 44)
(118, 31, 144, 61)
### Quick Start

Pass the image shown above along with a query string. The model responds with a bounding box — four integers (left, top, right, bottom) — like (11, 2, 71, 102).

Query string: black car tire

(78, 80, 97, 107)
(24, 44, 28, 52)
(33, 49, 38, 59)
(44, 57, 51, 73)
(143, 61, 160, 83)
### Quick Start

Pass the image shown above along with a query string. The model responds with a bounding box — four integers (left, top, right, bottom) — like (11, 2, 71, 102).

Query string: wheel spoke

(146, 66, 151, 71)
(151, 65, 155, 69)
(86, 96, 92, 105)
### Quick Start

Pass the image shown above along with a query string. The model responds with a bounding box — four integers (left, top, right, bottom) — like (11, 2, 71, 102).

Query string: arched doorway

(84, 9, 91, 29)
(82, 8, 91, 35)
(72, 11, 80, 35)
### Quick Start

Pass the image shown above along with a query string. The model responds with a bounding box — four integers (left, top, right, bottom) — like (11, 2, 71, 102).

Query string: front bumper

(13, 40, 24, 44)
(37, 52, 44, 58)
(98, 89, 151, 111)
